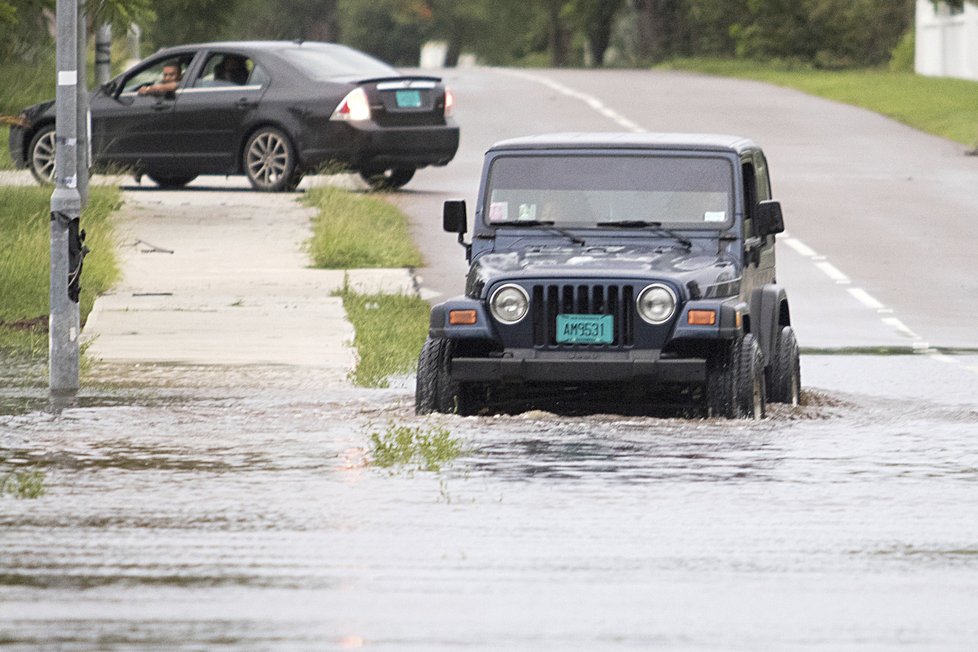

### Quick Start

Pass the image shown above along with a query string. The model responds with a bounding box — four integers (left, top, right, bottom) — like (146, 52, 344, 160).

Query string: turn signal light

(687, 309, 716, 326)
(449, 309, 477, 325)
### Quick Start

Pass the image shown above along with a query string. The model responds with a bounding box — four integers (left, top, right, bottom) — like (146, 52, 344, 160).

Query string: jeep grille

(531, 283, 635, 348)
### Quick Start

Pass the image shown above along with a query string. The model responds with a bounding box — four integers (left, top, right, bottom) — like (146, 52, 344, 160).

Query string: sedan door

(167, 51, 268, 174)
(92, 53, 197, 172)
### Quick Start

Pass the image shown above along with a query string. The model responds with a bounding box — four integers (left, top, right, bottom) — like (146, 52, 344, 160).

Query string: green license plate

(395, 89, 422, 108)
(556, 314, 614, 344)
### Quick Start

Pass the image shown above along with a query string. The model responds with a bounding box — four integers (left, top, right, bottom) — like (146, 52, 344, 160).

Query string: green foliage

(336, 287, 430, 388)
(889, 29, 915, 73)
(305, 186, 423, 269)
(0, 186, 122, 355)
(0, 469, 46, 499)
(368, 423, 463, 472)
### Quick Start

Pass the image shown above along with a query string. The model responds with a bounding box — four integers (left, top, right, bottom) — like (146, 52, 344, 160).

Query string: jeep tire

(738, 334, 766, 419)
(707, 335, 766, 419)
(706, 339, 739, 418)
(766, 326, 801, 405)
(415, 337, 477, 415)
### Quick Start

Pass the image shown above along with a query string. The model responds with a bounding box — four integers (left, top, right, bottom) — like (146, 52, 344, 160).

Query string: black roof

(488, 132, 759, 155)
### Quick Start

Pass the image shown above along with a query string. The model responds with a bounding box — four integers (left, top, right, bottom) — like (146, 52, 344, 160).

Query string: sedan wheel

(360, 167, 415, 191)
(243, 127, 301, 192)
(28, 125, 57, 185)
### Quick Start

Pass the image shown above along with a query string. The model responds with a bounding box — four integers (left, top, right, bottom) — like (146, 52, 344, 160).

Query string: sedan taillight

(444, 87, 455, 118)
(330, 87, 371, 121)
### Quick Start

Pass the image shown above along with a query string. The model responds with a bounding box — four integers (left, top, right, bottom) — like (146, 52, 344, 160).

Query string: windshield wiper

(596, 220, 692, 250)
(495, 220, 586, 246)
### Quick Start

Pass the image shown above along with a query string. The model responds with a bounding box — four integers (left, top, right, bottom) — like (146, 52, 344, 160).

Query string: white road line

(814, 260, 851, 284)
(499, 69, 646, 133)
(782, 236, 818, 258)
(847, 288, 885, 311)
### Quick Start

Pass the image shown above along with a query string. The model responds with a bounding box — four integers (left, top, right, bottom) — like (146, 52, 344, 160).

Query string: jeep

(415, 133, 801, 418)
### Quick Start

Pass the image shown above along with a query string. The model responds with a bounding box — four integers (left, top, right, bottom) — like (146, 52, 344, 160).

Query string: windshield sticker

(518, 203, 537, 221)
(489, 202, 509, 222)
(704, 211, 726, 223)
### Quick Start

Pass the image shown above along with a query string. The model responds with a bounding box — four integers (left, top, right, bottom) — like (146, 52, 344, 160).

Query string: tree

(569, 0, 625, 66)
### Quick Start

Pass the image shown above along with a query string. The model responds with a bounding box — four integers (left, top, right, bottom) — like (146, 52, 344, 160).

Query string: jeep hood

(466, 247, 741, 300)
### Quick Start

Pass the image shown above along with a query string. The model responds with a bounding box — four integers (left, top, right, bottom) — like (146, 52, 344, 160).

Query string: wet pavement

(2, 354, 977, 651)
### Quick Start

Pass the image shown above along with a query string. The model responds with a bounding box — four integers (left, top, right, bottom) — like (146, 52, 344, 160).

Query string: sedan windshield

(485, 154, 734, 228)
(277, 44, 397, 80)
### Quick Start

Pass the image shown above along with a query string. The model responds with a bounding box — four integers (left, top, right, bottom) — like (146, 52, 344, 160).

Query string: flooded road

(2, 355, 977, 651)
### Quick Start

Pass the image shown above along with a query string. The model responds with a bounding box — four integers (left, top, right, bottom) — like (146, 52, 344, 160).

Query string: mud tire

(415, 337, 476, 415)
(738, 334, 767, 419)
(766, 326, 801, 405)
(706, 339, 739, 418)
(414, 337, 441, 415)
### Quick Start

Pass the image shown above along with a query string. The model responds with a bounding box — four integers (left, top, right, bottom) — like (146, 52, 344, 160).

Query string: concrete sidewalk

(80, 178, 416, 377)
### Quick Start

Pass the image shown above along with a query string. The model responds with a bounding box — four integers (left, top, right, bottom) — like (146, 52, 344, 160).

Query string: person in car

(138, 63, 182, 96)
(214, 56, 249, 85)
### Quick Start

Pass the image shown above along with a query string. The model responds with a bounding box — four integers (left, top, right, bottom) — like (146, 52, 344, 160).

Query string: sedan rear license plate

(556, 314, 613, 344)
(395, 89, 422, 108)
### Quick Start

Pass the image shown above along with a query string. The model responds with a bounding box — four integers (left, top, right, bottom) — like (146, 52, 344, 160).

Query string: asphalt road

(393, 67, 978, 352)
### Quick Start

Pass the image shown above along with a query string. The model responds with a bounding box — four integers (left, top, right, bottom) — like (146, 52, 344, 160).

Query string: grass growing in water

(337, 285, 430, 387)
(305, 186, 424, 269)
(661, 58, 978, 148)
(369, 423, 463, 472)
(0, 186, 122, 355)
(0, 470, 46, 499)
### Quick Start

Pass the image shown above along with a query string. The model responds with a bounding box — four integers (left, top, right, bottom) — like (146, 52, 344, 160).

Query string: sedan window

(278, 44, 395, 79)
(122, 56, 192, 94)
(194, 54, 257, 88)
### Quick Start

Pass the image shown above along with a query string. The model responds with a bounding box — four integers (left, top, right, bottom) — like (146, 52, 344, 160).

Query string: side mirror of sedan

(755, 200, 785, 237)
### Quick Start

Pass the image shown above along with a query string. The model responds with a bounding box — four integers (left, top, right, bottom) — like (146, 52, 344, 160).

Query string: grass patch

(661, 58, 978, 148)
(0, 186, 122, 356)
(305, 186, 424, 269)
(337, 285, 430, 387)
(0, 127, 13, 170)
(0, 470, 46, 499)
(368, 423, 463, 472)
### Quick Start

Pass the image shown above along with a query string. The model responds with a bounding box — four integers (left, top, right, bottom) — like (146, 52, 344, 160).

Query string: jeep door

(740, 151, 777, 295)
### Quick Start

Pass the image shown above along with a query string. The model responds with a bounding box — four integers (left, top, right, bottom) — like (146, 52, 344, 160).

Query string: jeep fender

(749, 284, 790, 367)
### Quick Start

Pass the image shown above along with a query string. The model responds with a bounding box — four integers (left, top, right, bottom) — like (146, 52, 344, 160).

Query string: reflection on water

(1, 358, 977, 651)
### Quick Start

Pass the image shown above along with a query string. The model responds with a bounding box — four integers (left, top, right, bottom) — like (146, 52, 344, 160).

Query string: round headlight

(490, 284, 529, 324)
(636, 284, 677, 325)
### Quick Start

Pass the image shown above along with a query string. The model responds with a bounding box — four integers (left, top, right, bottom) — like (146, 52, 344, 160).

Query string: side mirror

(443, 199, 467, 234)
(755, 200, 785, 237)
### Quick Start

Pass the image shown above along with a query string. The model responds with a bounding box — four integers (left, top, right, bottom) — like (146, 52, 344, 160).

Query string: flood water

(2, 355, 977, 651)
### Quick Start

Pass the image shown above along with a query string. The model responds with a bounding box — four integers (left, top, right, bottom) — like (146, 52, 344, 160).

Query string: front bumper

(451, 349, 706, 384)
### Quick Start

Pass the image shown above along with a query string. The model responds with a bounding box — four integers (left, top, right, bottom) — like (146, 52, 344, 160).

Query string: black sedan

(9, 40, 459, 191)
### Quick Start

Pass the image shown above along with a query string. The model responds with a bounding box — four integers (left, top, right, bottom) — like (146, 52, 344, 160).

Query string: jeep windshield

(484, 153, 734, 229)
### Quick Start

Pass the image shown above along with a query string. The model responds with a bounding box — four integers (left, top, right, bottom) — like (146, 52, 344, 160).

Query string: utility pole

(50, 0, 83, 394)
(77, 0, 89, 206)
(96, 23, 112, 85)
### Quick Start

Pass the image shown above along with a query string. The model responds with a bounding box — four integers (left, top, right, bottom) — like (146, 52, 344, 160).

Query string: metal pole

(76, 0, 89, 206)
(50, 0, 82, 394)
(96, 23, 112, 85)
